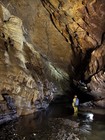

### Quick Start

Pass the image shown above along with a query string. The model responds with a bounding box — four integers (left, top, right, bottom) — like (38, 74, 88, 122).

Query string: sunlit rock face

(0, 0, 105, 113)
(41, 0, 105, 107)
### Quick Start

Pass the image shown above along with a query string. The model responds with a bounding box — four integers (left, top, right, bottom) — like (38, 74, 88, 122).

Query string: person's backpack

(75, 98, 79, 106)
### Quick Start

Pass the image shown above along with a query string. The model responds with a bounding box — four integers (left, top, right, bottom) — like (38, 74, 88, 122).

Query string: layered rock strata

(41, 0, 105, 107)
(0, 2, 59, 115)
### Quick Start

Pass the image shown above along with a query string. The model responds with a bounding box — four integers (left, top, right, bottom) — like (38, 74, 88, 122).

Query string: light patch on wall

(4, 51, 11, 65)
(48, 62, 69, 81)
(1, 4, 11, 21)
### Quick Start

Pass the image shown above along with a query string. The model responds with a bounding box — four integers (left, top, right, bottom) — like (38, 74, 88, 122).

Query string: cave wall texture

(0, 0, 105, 115)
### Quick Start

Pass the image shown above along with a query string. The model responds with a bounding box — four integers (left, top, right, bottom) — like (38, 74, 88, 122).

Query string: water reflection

(85, 113, 94, 121)
(0, 104, 105, 140)
(78, 112, 105, 140)
(79, 113, 93, 136)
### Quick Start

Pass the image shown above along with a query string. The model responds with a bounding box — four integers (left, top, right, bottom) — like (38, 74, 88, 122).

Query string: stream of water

(0, 104, 105, 140)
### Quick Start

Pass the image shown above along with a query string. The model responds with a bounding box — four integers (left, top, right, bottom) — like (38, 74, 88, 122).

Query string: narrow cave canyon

(0, 0, 105, 124)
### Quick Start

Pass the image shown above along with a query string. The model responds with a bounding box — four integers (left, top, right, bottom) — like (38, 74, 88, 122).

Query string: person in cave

(72, 95, 79, 115)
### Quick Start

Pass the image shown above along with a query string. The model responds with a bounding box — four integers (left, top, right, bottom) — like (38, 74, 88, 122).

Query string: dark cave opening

(70, 82, 94, 104)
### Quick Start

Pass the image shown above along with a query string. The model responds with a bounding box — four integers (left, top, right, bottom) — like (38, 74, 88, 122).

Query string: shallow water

(0, 104, 105, 140)
(78, 112, 105, 140)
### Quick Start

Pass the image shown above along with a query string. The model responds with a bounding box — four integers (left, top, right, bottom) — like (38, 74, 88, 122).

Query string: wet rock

(35, 99, 49, 110)
(0, 94, 18, 125)
(2, 94, 16, 111)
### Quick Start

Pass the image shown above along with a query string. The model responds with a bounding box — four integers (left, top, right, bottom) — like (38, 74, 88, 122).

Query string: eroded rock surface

(0, 1, 60, 115)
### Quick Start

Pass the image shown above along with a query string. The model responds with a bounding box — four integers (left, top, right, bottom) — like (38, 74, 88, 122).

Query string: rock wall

(0, 3, 43, 115)
(0, 0, 72, 115)
(0, 0, 105, 112)
(41, 0, 105, 107)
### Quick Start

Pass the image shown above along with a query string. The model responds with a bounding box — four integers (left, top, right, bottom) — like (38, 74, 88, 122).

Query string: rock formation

(0, 0, 105, 117)
(41, 0, 105, 107)
(0, 0, 69, 116)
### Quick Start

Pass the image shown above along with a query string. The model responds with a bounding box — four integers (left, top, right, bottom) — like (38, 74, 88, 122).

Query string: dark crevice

(85, 5, 90, 15)
(4, 41, 8, 52)
(82, 17, 89, 26)
(75, 48, 94, 82)
(85, 68, 104, 84)
(25, 62, 43, 76)
(86, 31, 89, 36)
(70, 82, 94, 103)
(65, 25, 74, 45)
(100, 32, 105, 45)
(82, 1, 84, 5)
